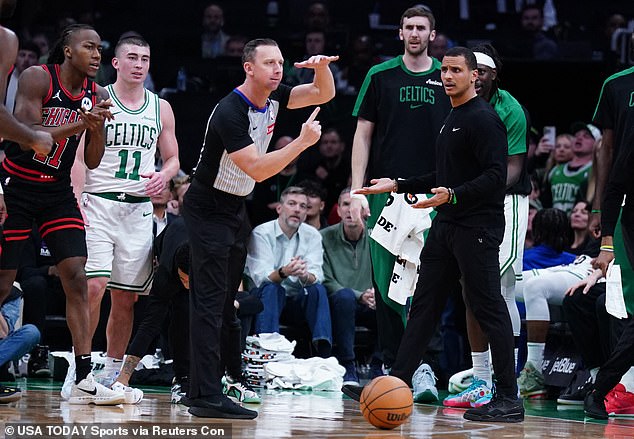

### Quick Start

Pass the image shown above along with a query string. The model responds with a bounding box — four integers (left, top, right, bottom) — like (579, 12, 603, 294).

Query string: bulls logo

(81, 97, 93, 111)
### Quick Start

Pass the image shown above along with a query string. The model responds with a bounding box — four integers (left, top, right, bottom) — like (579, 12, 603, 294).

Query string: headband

(474, 52, 496, 69)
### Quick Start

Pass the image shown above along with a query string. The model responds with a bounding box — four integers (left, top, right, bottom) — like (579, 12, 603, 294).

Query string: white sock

(619, 367, 634, 392)
(514, 347, 519, 372)
(589, 367, 599, 383)
(472, 350, 492, 388)
(526, 342, 545, 371)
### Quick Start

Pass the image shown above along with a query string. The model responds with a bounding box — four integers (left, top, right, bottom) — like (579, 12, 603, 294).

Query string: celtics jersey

(353, 56, 451, 179)
(548, 162, 592, 215)
(84, 84, 161, 196)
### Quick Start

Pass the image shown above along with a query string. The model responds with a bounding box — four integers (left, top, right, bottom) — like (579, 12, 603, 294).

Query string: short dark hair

(532, 208, 572, 252)
(19, 40, 41, 58)
(400, 6, 435, 30)
(297, 179, 326, 200)
(242, 38, 278, 64)
(445, 46, 477, 70)
(115, 34, 150, 57)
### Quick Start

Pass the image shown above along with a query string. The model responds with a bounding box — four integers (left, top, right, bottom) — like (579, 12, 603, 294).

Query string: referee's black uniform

(182, 85, 291, 417)
(389, 96, 518, 401)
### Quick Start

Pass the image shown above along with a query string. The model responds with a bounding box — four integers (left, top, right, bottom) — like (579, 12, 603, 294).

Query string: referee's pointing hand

(298, 107, 322, 149)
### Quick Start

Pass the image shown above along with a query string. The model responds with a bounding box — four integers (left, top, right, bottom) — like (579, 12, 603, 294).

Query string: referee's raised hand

(297, 107, 322, 149)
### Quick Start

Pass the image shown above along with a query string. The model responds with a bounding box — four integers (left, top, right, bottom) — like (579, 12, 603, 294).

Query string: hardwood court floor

(1, 380, 633, 438)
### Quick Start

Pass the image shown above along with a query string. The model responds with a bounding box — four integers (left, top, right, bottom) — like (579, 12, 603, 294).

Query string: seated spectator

(320, 188, 377, 385)
(544, 122, 599, 215)
(297, 179, 329, 230)
(5, 40, 40, 113)
(0, 285, 40, 402)
(498, 5, 558, 60)
(297, 127, 351, 212)
(224, 35, 248, 57)
(201, 3, 230, 59)
(523, 208, 576, 270)
(566, 200, 600, 256)
(428, 32, 452, 60)
(246, 186, 332, 358)
(340, 34, 379, 95)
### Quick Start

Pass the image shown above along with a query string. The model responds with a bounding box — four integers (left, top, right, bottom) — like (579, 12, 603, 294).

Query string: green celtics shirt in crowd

(547, 162, 592, 215)
(353, 55, 451, 317)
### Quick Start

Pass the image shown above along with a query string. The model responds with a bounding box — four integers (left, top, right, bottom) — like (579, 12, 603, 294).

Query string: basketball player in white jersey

(69, 34, 179, 403)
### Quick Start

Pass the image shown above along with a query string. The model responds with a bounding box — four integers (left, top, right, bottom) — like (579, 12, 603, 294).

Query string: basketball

(360, 376, 413, 429)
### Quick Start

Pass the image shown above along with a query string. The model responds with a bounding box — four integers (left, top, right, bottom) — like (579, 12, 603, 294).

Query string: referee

(182, 38, 337, 419)
(349, 47, 524, 423)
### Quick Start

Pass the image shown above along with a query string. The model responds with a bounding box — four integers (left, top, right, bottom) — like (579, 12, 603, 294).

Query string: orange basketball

(359, 376, 413, 429)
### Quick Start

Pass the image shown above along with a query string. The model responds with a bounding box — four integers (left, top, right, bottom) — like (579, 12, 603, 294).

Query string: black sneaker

(0, 385, 21, 403)
(28, 345, 51, 378)
(584, 390, 608, 420)
(463, 393, 524, 423)
(341, 384, 364, 402)
(557, 370, 593, 405)
(188, 395, 258, 419)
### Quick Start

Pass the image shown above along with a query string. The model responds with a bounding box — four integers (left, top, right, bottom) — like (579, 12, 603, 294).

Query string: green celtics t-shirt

(353, 56, 452, 180)
(548, 162, 592, 215)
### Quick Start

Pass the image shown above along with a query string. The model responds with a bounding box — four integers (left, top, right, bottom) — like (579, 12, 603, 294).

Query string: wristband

(591, 209, 601, 214)
(278, 267, 288, 279)
(350, 192, 369, 209)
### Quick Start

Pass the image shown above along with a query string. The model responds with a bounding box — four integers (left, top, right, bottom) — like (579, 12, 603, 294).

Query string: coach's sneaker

(518, 361, 547, 399)
(111, 381, 144, 404)
(223, 375, 261, 404)
(448, 368, 474, 394)
(412, 363, 439, 403)
(0, 385, 21, 403)
(188, 394, 258, 419)
(605, 384, 634, 417)
(584, 390, 608, 420)
(557, 372, 593, 405)
(341, 384, 364, 402)
(68, 373, 126, 405)
(463, 393, 524, 423)
(443, 378, 492, 408)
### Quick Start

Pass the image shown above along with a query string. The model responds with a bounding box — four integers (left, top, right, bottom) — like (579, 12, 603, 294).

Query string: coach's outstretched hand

(354, 178, 394, 195)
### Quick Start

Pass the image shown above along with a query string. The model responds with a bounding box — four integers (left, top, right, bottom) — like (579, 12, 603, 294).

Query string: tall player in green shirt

(348, 5, 451, 390)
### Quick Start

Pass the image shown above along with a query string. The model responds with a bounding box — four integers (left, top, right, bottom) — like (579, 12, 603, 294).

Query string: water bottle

(176, 67, 187, 92)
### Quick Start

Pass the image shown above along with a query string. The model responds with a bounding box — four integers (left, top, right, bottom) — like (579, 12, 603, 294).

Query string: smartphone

(543, 126, 556, 145)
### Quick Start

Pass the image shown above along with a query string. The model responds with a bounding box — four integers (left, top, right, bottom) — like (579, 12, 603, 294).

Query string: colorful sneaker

(111, 381, 144, 404)
(223, 375, 261, 404)
(412, 363, 439, 403)
(443, 378, 492, 408)
(68, 373, 126, 405)
(557, 370, 593, 405)
(605, 384, 634, 417)
(518, 361, 547, 399)
(448, 368, 474, 394)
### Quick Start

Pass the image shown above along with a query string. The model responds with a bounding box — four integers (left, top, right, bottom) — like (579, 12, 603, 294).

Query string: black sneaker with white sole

(463, 393, 524, 423)
(584, 390, 608, 420)
(557, 371, 593, 405)
(341, 384, 364, 402)
(188, 395, 258, 419)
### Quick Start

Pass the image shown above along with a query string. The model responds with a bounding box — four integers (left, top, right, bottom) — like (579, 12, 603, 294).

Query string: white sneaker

(111, 381, 143, 404)
(412, 363, 439, 403)
(60, 360, 76, 401)
(93, 368, 120, 388)
(448, 367, 474, 394)
(68, 373, 126, 405)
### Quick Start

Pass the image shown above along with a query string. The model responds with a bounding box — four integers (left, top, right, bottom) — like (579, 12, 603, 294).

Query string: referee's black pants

(183, 183, 249, 398)
(391, 220, 518, 398)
